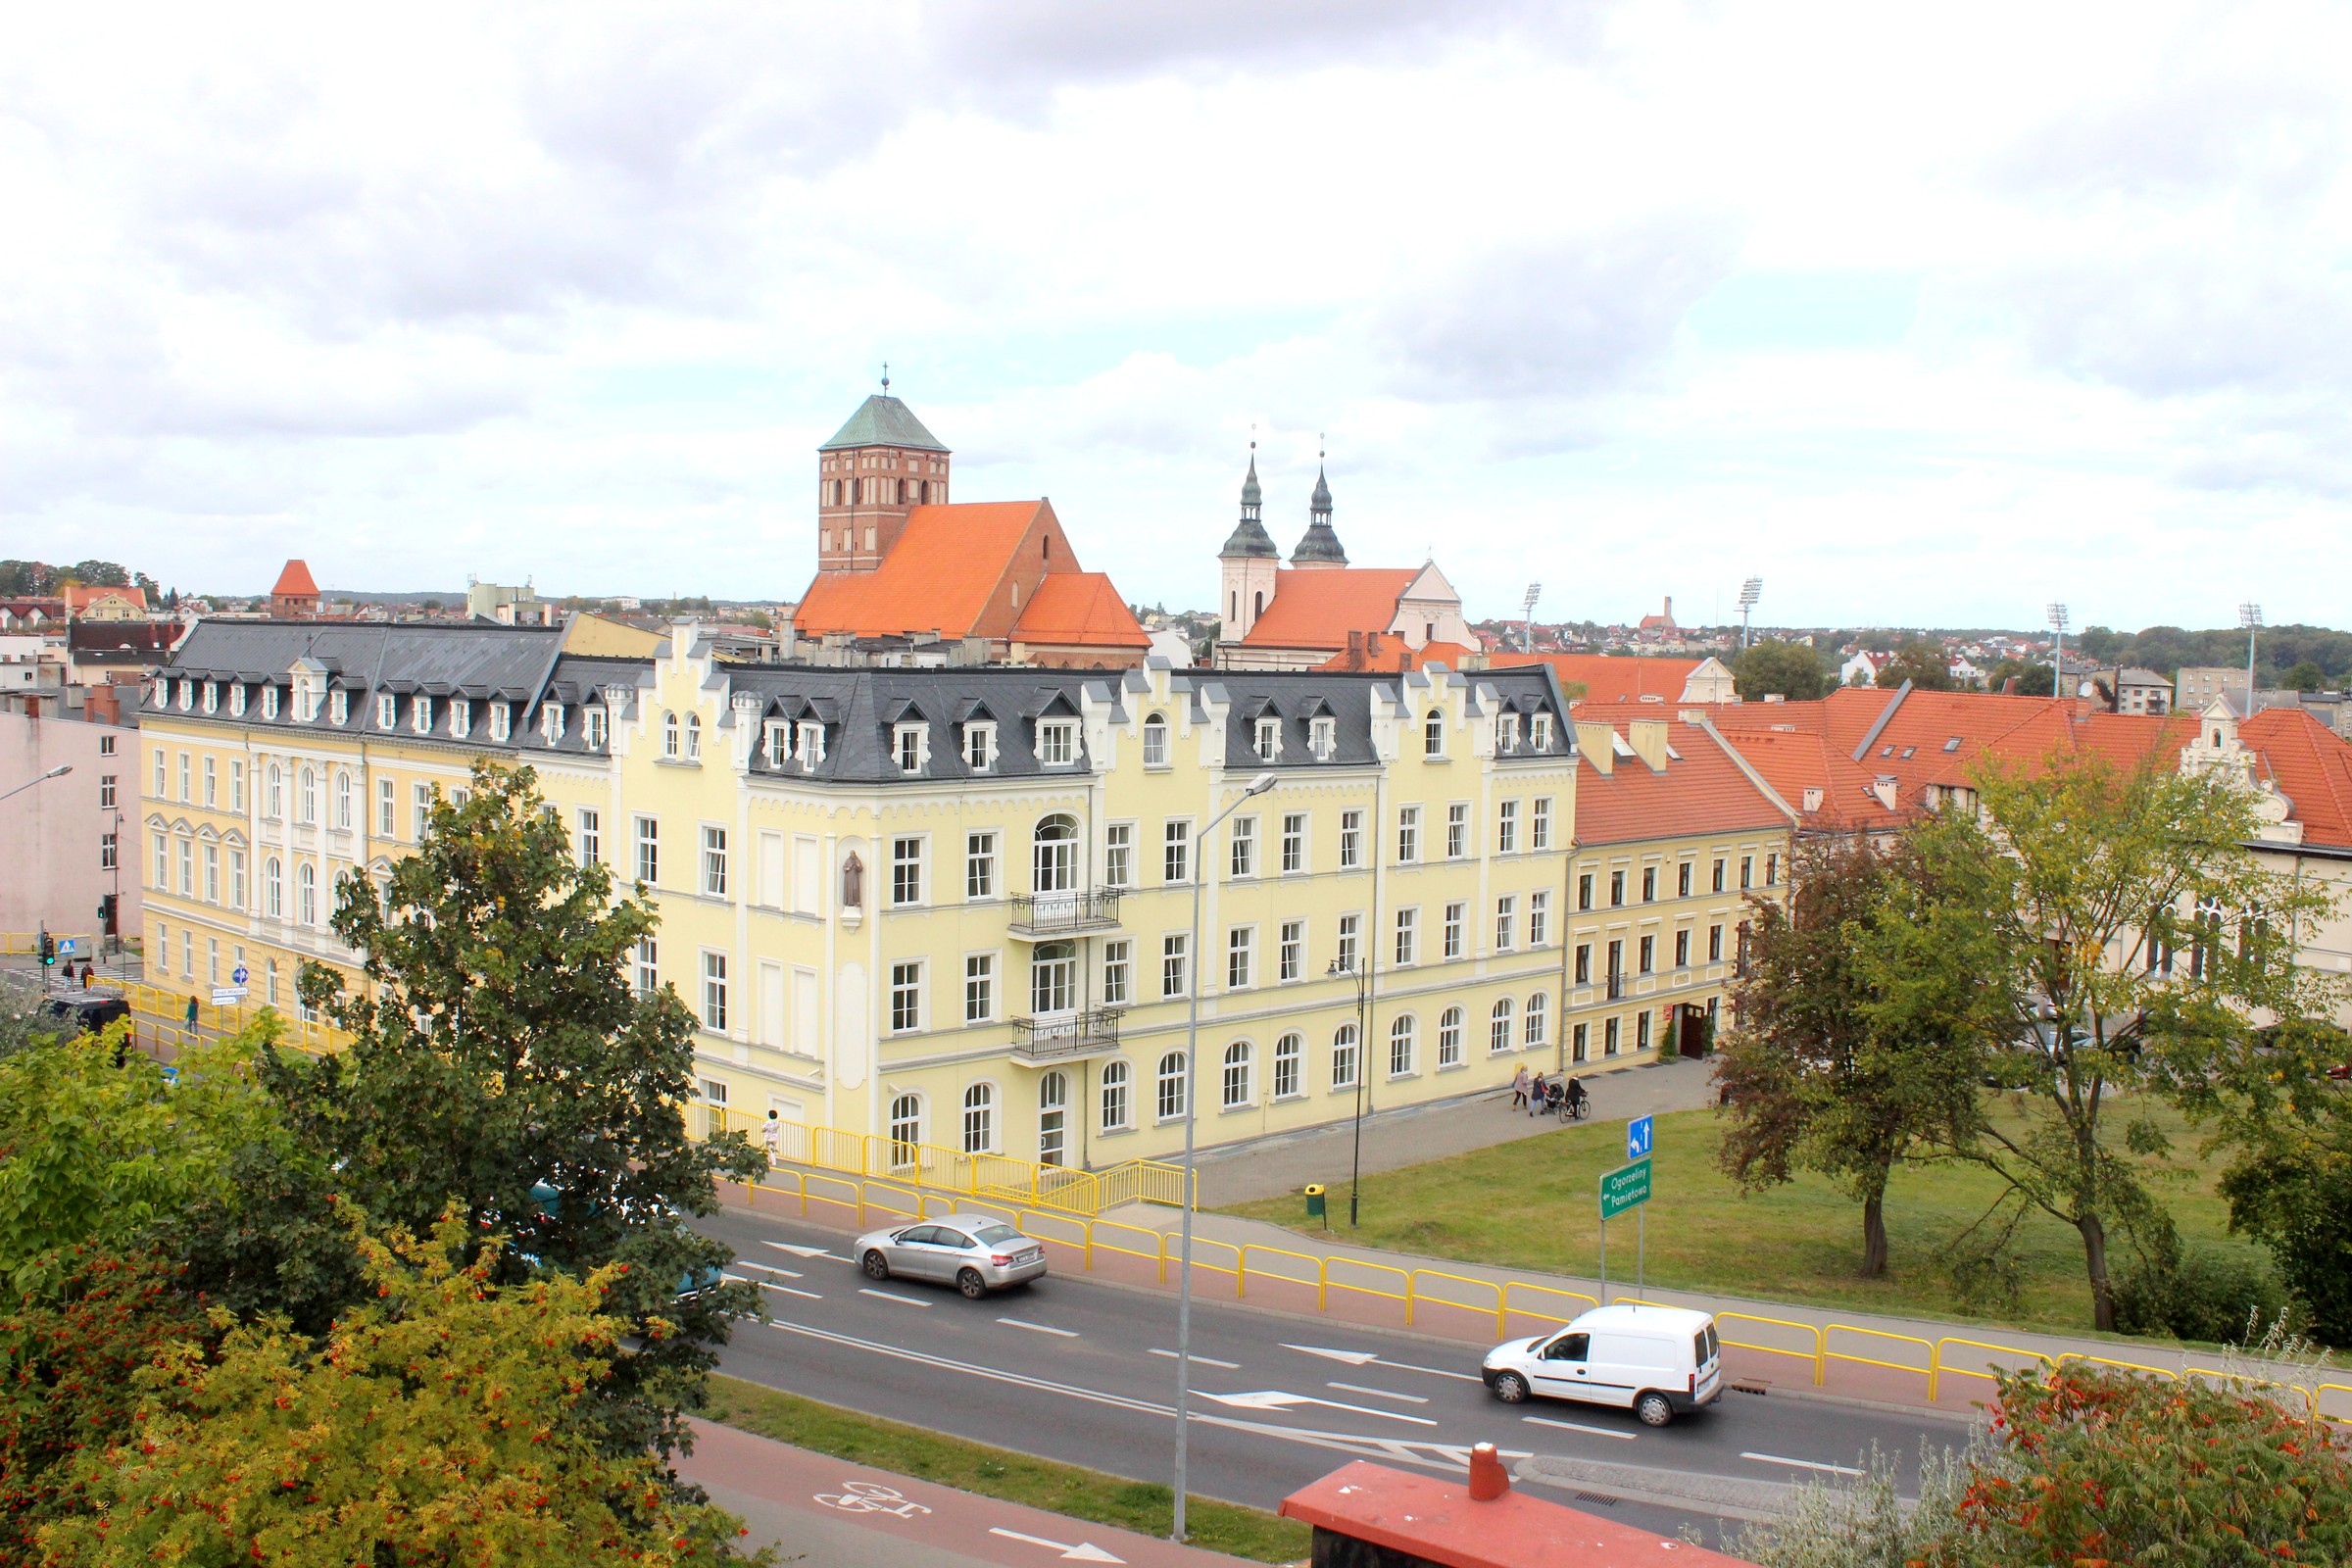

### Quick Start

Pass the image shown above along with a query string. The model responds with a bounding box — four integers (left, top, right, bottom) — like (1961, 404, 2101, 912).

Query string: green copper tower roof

(1291, 454, 1347, 564)
(1221, 446, 1278, 559)
(820, 394, 949, 453)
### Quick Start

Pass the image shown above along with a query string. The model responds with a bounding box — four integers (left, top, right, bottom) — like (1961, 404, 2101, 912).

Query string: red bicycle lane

(678, 1418, 1271, 1568)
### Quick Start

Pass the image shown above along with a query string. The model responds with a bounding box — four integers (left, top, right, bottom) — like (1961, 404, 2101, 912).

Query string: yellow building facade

(140, 618, 1788, 1173)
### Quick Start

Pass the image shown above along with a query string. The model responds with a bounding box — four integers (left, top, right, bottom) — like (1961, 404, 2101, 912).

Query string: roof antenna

(880, 361, 890, 394)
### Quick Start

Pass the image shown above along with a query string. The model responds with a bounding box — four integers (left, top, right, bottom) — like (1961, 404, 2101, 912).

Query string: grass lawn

(704, 1375, 1312, 1564)
(1223, 1093, 2267, 1340)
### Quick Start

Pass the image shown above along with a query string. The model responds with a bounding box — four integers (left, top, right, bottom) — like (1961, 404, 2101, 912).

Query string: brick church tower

(815, 372, 953, 573)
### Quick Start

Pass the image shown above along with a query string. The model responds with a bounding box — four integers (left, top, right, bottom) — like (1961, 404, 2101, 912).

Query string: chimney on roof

(1366, 632, 1384, 660)
(1628, 718, 1668, 772)
(1574, 719, 1614, 776)
(1467, 1443, 1510, 1501)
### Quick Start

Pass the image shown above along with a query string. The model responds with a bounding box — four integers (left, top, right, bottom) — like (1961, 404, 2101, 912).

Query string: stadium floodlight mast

(2047, 603, 2070, 699)
(1170, 767, 1280, 1544)
(1737, 577, 1762, 650)
(1521, 582, 1542, 653)
(2241, 603, 2262, 715)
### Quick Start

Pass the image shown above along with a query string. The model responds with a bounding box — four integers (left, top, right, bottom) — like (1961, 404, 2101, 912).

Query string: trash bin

(1303, 1183, 1326, 1222)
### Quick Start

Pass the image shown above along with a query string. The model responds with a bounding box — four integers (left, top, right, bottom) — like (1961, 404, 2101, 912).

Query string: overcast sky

(4, 1, 2347, 631)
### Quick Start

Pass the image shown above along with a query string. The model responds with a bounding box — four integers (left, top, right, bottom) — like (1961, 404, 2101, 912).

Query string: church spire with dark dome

(1218, 440, 1278, 559)
(1290, 437, 1348, 567)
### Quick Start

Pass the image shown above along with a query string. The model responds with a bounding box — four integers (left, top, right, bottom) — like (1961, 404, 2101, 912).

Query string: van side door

(1579, 1333, 1646, 1408)
(1530, 1332, 1592, 1402)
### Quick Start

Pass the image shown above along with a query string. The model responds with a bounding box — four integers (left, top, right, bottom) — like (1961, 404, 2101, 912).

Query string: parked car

(854, 1213, 1048, 1298)
(1481, 1304, 1722, 1427)
(41, 995, 131, 1036)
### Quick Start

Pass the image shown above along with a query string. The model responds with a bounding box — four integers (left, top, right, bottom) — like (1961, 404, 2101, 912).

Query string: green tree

(1870, 753, 2347, 1330)
(1736, 639, 1827, 701)
(1873, 640, 1953, 690)
(2218, 1077, 2352, 1345)
(1984, 659, 2054, 696)
(1716, 841, 1982, 1277)
(2283, 659, 2327, 693)
(287, 760, 762, 1461)
(37, 1216, 767, 1567)
(63, 562, 129, 588)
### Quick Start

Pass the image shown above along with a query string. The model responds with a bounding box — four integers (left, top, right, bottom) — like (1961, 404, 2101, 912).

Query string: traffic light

(98, 894, 119, 936)
(38, 930, 55, 966)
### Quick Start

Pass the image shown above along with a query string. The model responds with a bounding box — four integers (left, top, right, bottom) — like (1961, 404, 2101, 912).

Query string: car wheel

(860, 1250, 890, 1281)
(1635, 1392, 1676, 1427)
(1491, 1371, 1530, 1404)
(956, 1268, 988, 1299)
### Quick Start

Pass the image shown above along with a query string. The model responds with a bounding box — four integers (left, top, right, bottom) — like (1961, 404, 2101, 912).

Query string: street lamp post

(0, 763, 71, 804)
(1327, 954, 1372, 1227)
(1170, 767, 1278, 1544)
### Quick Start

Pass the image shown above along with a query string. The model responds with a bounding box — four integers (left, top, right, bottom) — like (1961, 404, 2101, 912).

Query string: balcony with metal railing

(1008, 889, 1123, 939)
(1011, 1005, 1124, 1062)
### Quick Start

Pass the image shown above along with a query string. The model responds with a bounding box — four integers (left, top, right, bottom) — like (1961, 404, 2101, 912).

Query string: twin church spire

(1218, 439, 1346, 568)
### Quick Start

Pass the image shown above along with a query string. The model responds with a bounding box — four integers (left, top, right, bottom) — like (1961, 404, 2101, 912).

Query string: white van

(1481, 1304, 1722, 1426)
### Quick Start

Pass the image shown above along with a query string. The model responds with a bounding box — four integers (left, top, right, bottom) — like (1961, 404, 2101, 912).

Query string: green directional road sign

(1599, 1157, 1652, 1222)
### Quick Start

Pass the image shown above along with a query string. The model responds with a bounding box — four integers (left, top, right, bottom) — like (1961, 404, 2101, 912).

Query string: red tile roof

(794, 502, 1047, 640)
(271, 559, 319, 598)
(1575, 718, 1791, 847)
(1010, 571, 1149, 649)
(1313, 636, 1479, 673)
(61, 582, 148, 613)
(1716, 725, 1903, 834)
(1240, 567, 1419, 651)
(2241, 707, 2352, 851)
(1507, 653, 1704, 706)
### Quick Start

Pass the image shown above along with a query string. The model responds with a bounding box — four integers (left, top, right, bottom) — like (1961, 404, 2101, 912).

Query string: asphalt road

(695, 1204, 1976, 1548)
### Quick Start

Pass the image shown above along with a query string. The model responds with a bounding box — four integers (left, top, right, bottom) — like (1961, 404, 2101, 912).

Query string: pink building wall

(0, 700, 139, 950)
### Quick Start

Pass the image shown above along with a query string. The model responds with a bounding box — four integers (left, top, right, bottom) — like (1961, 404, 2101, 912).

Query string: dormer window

(1253, 716, 1281, 761)
(1498, 713, 1521, 752)
(413, 696, 433, 735)
(1038, 719, 1076, 766)
(152, 676, 169, 710)
(452, 698, 471, 739)
(329, 689, 348, 726)
(663, 711, 680, 758)
(229, 684, 246, 717)
(1142, 713, 1169, 767)
(963, 721, 997, 771)
(262, 685, 279, 720)
(490, 702, 511, 742)
(377, 694, 397, 729)
(762, 720, 786, 767)
(581, 706, 603, 749)
(1310, 716, 1337, 760)
(795, 720, 825, 766)
(177, 680, 193, 710)
(685, 713, 701, 760)
(1532, 713, 1553, 750)
(894, 722, 926, 774)
(1424, 710, 1445, 758)
(541, 704, 564, 744)
(202, 681, 218, 713)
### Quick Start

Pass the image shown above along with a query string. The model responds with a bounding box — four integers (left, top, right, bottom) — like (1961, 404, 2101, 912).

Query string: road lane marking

(1150, 1348, 1241, 1369)
(998, 1317, 1079, 1338)
(766, 1241, 840, 1260)
(737, 1259, 804, 1278)
(1199, 1389, 1439, 1426)
(761, 1282, 823, 1300)
(756, 1318, 1172, 1418)
(1525, 1416, 1639, 1441)
(1741, 1450, 1863, 1477)
(1284, 1343, 1480, 1382)
(1327, 1381, 1429, 1404)
(858, 1288, 933, 1307)
(989, 1526, 1126, 1562)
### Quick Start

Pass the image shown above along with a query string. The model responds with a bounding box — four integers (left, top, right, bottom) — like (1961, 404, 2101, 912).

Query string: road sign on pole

(231, 964, 249, 986)
(1599, 1157, 1652, 1221)
(211, 987, 247, 1007)
(1626, 1114, 1652, 1161)
(59, 938, 76, 956)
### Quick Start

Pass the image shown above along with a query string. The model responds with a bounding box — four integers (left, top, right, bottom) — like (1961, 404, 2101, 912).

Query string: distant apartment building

(0, 691, 139, 949)
(2112, 667, 2171, 714)
(2176, 665, 2244, 712)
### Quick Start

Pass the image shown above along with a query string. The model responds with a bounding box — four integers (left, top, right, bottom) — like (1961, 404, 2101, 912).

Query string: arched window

(298, 766, 317, 823)
(920, 479, 931, 504)
(1142, 714, 1169, 767)
(1490, 997, 1515, 1054)
(1222, 1042, 1252, 1109)
(1101, 1060, 1131, 1131)
(663, 711, 679, 758)
(1032, 813, 1079, 893)
(962, 1083, 995, 1154)
(1332, 1022, 1359, 1090)
(686, 713, 702, 760)
(889, 1094, 923, 1165)
(1524, 992, 1548, 1047)
(333, 769, 352, 830)
(1273, 1032, 1302, 1098)
(264, 857, 282, 919)
(1438, 1006, 1464, 1067)
(296, 862, 317, 926)
(1156, 1052, 1188, 1122)
(1424, 710, 1446, 757)
(897, 477, 908, 504)
(1038, 1072, 1069, 1166)
(266, 764, 282, 819)
(1254, 590, 1264, 617)
(1389, 1014, 1417, 1078)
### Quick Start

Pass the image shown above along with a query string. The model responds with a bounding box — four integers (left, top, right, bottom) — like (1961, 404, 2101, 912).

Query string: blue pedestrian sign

(231, 964, 249, 985)
(1627, 1114, 1653, 1161)
(59, 938, 75, 956)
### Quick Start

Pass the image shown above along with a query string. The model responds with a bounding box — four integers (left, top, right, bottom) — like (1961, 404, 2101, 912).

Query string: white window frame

(890, 960, 924, 1034)
(701, 951, 729, 1031)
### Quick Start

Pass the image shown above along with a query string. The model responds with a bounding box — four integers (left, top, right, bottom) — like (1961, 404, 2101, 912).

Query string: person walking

(185, 994, 199, 1032)
(1528, 1071, 1548, 1116)
(1509, 1065, 1531, 1110)
(79, 961, 92, 990)
(761, 1108, 783, 1171)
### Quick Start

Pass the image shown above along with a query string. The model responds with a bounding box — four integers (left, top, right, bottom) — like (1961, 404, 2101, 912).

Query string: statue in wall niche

(842, 852, 863, 909)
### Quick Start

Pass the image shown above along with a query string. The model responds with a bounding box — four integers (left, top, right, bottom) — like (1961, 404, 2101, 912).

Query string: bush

(2109, 1245, 2294, 1344)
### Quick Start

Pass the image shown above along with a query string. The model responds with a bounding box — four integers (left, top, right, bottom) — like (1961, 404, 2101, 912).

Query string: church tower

(815, 370, 952, 574)
(1289, 449, 1348, 570)
(1217, 444, 1280, 643)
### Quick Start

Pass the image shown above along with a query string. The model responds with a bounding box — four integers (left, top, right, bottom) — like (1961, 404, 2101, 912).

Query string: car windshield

(971, 1222, 1021, 1246)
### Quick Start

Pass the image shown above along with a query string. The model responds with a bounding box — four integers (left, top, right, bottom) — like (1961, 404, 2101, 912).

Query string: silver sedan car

(854, 1213, 1048, 1298)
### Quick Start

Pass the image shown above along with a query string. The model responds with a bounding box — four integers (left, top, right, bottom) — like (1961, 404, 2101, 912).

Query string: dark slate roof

(1220, 516, 1279, 558)
(818, 395, 949, 453)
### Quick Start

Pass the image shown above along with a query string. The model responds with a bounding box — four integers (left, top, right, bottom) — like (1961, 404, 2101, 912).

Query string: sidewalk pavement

(1193, 1054, 1721, 1206)
(680, 1418, 1257, 1567)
